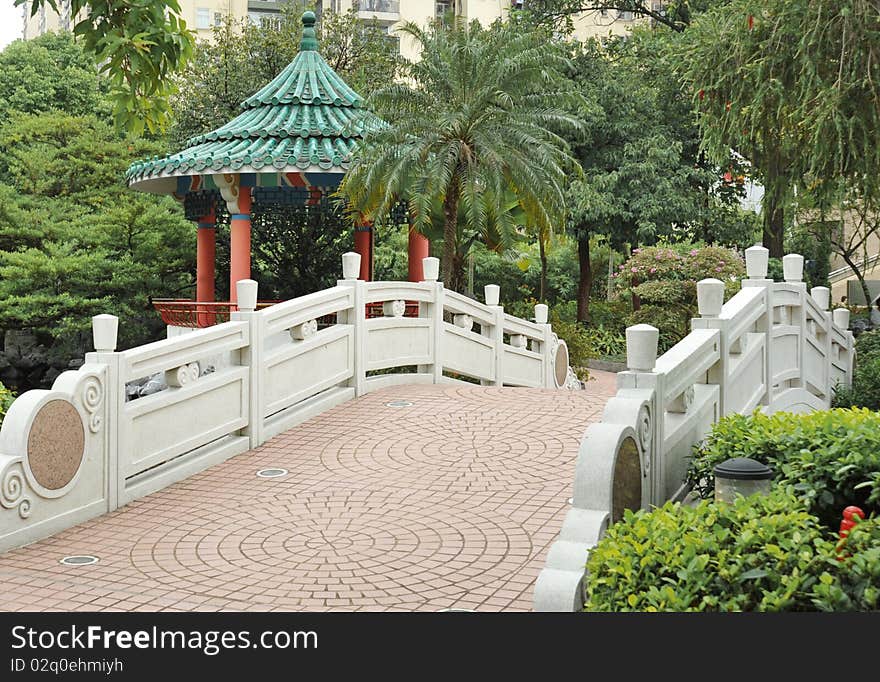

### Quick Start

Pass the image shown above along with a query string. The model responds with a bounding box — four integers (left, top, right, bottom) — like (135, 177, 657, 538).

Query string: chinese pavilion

(125, 11, 429, 324)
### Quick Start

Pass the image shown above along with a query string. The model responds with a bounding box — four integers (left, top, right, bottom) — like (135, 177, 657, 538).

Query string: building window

(196, 7, 211, 29)
(617, 10, 635, 21)
(248, 11, 282, 29)
(436, 1, 452, 20)
(214, 12, 223, 26)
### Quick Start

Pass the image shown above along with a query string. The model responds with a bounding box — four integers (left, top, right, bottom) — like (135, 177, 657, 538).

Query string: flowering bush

(614, 244, 744, 298)
(613, 244, 744, 351)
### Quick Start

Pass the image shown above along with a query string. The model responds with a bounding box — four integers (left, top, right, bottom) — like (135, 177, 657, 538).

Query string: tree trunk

(539, 231, 548, 302)
(576, 234, 592, 324)
(762, 148, 786, 258)
(441, 179, 461, 291)
(763, 196, 785, 258)
(841, 250, 873, 316)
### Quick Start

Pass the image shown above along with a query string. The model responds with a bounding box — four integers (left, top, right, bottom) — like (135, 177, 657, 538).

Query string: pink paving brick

(0, 373, 616, 612)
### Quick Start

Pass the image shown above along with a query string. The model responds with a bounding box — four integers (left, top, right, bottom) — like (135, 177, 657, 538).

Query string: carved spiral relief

(1, 461, 33, 519)
(683, 385, 695, 413)
(81, 375, 104, 434)
(383, 300, 406, 318)
(291, 319, 318, 341)
(637, 406, 652, 475)
(165, 362, 200, 388)
(453, 314, 473, 332)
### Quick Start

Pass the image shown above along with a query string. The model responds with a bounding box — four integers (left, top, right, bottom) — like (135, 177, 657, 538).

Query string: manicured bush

(584, 491, 838, 612)
(614, 244, 744, 351)
(687, 409, 880, 527)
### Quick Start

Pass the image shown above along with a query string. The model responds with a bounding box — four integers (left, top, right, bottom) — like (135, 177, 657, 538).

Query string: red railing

(151, 299, 281, 328)
(153, 299, 421, 328)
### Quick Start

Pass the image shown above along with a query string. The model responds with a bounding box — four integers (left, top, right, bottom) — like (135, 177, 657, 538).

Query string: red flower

(748, 15, 754, 30)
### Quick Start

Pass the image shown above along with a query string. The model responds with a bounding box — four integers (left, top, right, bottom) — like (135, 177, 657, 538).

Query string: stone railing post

(741, 245, 774, 407)
(230, 279, 264, 448)
(336, 252, 367, 396)
(692, 278, 729, 415)
(618, 323, 663, 505)
(483, 285, 504, 386)
(811, 285, 834, 405)
(783, 253, 807, 390)
(832, 306, 856, 385)
(85, 314, 122, 510)
(420, 257, 444, 384)
(535, 303, 554, 388)
(832, 307, 850, 331)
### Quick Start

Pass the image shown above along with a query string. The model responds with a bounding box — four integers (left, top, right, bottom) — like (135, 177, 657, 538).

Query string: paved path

(0, 372, 616, 612)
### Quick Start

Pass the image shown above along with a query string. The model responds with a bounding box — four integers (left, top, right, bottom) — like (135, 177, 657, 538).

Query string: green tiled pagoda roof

(126, 11, 380, 191)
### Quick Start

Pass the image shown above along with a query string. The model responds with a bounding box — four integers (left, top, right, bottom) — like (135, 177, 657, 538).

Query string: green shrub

(832, 356, 880, 411)
(550, 313, 594, 381)
(855, 330, 880, 360)
(582, 325, 626, 359)
(767, 257, 784, 282)
(551, 300, 578, 323)
(626, 304, 685, 353)
(812, 517, 880, 611)
(586, 299, 630, 334)
(0, 382, 14, 427)
(585, 491, 838, 612)
(687, 409, 880, 527)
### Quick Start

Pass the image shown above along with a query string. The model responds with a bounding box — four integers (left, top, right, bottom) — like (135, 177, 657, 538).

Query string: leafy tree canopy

(15, 0, 194, 134)
(674, 0, 880, 254)
(0, 111, 194, 363)
(0, 32, 110, 120)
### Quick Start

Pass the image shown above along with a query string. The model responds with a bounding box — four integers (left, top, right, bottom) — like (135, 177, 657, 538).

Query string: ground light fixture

(713, 457, 773, 503)
(256, 468, 288, 478)
(59, 555, 99, 566)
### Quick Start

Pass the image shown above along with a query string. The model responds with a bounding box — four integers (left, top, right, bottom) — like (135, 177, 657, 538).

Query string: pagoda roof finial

(300, 11, 318, 51)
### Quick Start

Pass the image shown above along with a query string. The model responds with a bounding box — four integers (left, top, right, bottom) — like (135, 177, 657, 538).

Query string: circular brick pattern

(318, 407, 571, 491)
(27, 399, 84, 491)
(129, 492, 532, 605)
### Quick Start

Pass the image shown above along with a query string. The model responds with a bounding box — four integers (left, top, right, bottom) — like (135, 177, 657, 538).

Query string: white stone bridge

(0, 249, 854, 611)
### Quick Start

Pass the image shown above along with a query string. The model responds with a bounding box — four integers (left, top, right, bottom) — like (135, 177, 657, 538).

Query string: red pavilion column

(354, 221, 373, 281)
(196, 205, 217, 326)
(407, 228, 430, 282)
(230, 187, 253, 304)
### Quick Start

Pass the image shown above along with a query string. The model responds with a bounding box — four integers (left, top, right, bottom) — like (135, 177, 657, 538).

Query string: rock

(43, 367, 62, 385)
(138, 373, 167, 397)
(3, 330, 38, 357)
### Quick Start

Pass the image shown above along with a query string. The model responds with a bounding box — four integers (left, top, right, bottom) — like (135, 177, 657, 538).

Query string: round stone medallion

(554, 340, 569, 388)
(611, 436, 642, 523)
(27, 399, 85, 492)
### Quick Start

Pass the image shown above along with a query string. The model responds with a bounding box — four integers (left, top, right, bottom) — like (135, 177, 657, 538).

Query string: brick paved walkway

(0, 372, 616, 612)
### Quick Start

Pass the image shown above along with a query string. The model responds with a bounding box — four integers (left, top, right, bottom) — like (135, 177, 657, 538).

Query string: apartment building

(22, 0, 645, 61)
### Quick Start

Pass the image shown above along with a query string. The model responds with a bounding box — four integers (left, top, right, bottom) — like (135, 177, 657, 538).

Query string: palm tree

(339, 18, 583, 292)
